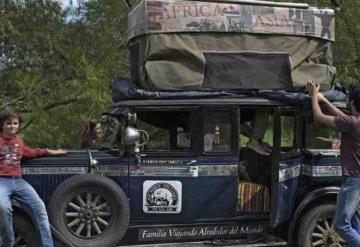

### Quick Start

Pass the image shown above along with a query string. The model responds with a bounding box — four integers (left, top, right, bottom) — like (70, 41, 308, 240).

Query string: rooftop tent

(128, 0, 336, 91)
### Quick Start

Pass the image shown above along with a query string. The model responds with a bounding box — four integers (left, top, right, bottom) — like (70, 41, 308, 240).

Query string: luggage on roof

(128, 0, 336, 91)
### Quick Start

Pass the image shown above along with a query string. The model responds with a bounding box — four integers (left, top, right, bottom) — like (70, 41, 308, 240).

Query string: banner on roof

(128, 0, 335, 41)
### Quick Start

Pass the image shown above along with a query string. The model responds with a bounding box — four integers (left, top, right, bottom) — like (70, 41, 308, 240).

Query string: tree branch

(43, 97, 81, 111)
(19, 97, 82, 113)
(0, 96, 26, 110)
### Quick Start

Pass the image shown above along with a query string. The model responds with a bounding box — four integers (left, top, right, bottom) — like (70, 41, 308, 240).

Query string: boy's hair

(0, 111, 22, 133)
(349, 85, 360, 112)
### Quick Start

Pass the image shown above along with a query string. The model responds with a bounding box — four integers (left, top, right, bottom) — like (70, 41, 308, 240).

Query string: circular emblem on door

(143, 181, 182, 213)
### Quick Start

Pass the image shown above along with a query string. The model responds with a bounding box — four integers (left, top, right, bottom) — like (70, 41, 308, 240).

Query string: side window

(239, 109, 295, 149)
(136, 110, 192, 152)
(239, 109, 273, 148)
(306, 115, 340, 149)
(203, 111, 232, 153)
(280, 114, 295, 148)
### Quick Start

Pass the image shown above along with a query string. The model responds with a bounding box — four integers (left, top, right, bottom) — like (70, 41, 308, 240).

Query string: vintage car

(12, 91, 347, 247)
(7, 0, 344, 246)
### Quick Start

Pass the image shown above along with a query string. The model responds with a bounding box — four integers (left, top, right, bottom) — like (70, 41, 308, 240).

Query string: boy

(307, 81, 360, 246)
(0, 111, 67, 247)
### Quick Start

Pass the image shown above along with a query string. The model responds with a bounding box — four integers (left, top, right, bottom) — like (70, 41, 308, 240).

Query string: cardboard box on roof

(128, 0, 336, 91)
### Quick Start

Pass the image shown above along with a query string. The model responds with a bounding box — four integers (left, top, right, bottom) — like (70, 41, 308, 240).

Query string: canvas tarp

(128, 0, 336, 91)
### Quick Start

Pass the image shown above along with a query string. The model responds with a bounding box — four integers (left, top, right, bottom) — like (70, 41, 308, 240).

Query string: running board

(129, 240, 287, 247)
(205, 239, 287, 246)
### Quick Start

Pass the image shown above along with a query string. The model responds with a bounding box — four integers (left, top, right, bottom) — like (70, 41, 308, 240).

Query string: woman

(81, 120, 103, 148)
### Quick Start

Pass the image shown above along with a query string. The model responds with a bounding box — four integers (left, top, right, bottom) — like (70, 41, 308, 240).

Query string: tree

(0, 0, 359, 147)
(277, 0, 360, 87)
(0, 0, 130, 147)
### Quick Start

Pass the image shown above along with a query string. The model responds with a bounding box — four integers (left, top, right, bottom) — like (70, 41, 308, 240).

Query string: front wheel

(48, 174, 130, 247)
(13, 213, 40, 247)
(296, 204, 346, 247)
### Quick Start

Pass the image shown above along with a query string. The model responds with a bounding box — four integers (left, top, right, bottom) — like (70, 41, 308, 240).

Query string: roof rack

(189, 0, 309, 9)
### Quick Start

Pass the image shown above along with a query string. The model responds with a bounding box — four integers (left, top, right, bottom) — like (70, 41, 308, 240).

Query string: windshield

(98, 115, 123, 149)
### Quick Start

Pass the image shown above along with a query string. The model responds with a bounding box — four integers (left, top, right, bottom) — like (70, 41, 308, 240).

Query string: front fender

(287, 186, 340, 244)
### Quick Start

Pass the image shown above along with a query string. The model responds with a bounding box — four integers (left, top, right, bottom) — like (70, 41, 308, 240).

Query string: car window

(99, 115, 123, 148)
(306, 115, 340, 149)
(280, 115, 295, 148)
(239, 109, 273, 148)
(239, 110, 295, 149)
(203, 111, 232, 153)
(136, 110, 192, 152)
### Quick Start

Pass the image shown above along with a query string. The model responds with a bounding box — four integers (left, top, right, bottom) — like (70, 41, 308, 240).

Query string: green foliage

(0, 0, 130, 148)
(277, 0, 360, 87)
(0, 0, 359, 148)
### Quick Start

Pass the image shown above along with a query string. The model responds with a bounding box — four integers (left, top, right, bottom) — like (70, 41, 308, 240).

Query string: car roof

(110, 97, 291, 108)
(106, 97, 348, 119)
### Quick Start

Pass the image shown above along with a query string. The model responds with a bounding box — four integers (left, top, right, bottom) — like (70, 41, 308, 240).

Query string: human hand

(306, 80, 320, 97)
(47, 149, 67, 156)
(331, 139, 341, 149)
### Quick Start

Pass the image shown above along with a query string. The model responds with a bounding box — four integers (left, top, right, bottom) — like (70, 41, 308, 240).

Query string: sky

(59, 0, 87, 9)
(0, 0, 89, 69)
(58, 0, 90, 21)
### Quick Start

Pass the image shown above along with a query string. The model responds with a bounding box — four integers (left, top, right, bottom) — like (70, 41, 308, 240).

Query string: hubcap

(312, 217, 346, 247)
(65, 192, 112, 238)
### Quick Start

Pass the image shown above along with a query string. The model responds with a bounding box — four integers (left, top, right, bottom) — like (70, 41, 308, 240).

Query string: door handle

(185, 160, 197, 165)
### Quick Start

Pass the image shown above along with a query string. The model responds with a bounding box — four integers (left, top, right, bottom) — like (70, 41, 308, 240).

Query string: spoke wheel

(311, 217, 346, 247)
(297, 204, 347, 247)
(65, 191, 112, 238)
(49, 174, 130, 247)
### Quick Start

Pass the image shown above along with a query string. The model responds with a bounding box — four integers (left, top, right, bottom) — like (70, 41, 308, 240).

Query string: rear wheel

(297, 204, 346, 247)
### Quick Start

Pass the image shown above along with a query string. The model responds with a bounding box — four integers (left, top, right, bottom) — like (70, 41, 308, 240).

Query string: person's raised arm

(307, 81, 336, 128)
(317, 93, 346, 117)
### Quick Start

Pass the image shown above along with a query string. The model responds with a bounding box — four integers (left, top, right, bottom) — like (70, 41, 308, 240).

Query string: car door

(128, 106, 200, 223)
(195, 107, 239, 219)
(303, 110, 342, 183)
(271, 106, 304, 227)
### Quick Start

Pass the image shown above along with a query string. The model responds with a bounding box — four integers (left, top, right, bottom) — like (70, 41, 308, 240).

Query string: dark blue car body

(19, 96, 344, 247)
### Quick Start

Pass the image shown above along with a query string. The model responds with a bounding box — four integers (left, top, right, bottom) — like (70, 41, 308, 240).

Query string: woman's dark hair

(349, 84, 360, 112)
(81, 120, 101, 148)
(0, 111, 22, 133)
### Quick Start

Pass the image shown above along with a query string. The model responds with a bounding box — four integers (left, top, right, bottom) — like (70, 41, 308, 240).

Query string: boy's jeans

(0, 177, 54, 247)
(334, 176, 360, 247)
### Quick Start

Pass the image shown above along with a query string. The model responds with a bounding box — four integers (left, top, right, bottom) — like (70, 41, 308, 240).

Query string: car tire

(13, 213, 40, 247)
(48, 174, 130, 247)
(296, 204, 346, 247)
